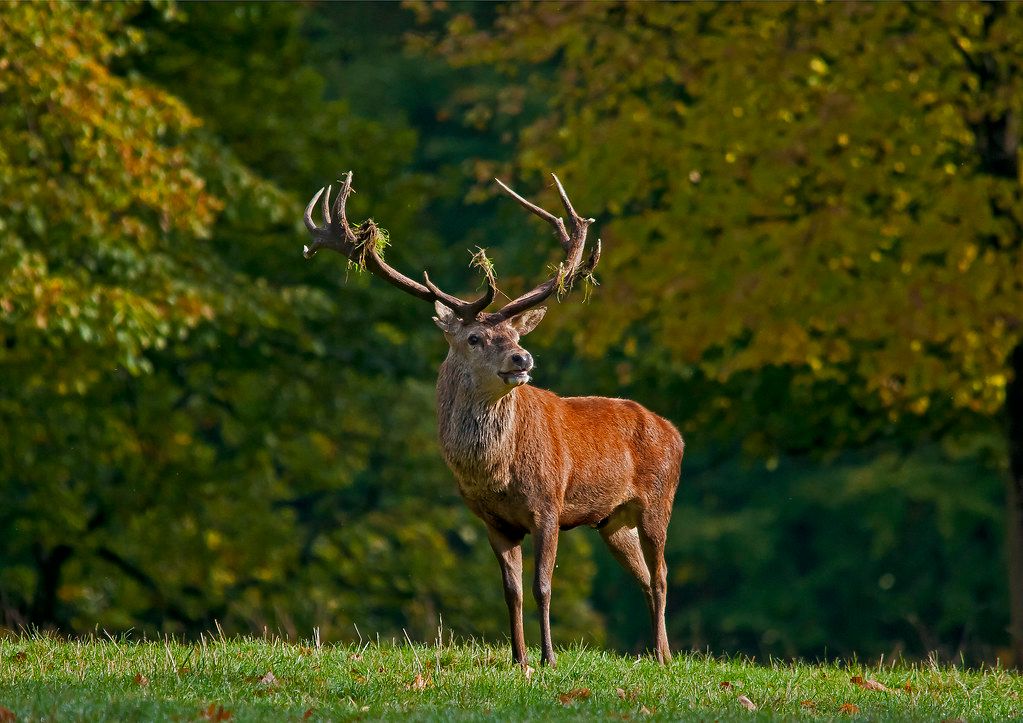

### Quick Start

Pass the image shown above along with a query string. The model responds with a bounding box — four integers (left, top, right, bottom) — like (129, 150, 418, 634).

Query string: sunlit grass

(1, 634, 1020, 720)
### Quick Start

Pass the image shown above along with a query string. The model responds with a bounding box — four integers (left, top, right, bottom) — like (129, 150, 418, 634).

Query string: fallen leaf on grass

(350, 653, 363, 661)
(737, 694, 757, 711)
(258, 671, 278, 687)
(639, 705, 655, 715)
(200, 703, 233, 721)
(558, 688, 591, 705)
(134, 673, 149, 687)
(839, 703, 860, 714)
(616, 687, 639, 701)
(903, 681, 913, 693)
(800, 700, 816, 709)
(12, 652, 27, 663)
(0, 706, 16, 722)
(303, 709, 314, 720)
(408, 673, 431, 691)
(719, 681, 733, 690)
(850, 675, 889, 692)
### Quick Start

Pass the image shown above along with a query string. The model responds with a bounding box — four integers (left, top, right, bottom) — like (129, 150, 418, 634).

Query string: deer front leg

(486, 525, 527, 666)
(532, 520, 559, 666)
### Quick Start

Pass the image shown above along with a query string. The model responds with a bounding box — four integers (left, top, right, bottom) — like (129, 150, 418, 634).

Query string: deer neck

(436, 355, 518, 491)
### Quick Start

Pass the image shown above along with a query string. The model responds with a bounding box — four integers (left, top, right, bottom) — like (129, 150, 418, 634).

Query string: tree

(0, 1, 605, 646)
(433, 2, 1023, 659)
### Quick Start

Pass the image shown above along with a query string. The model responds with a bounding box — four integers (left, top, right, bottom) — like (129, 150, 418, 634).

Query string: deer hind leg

(532, 520, 559, 666)
(638, 509, 672, 664)
(486, 525, 527, 666)
(599, 518, 655, 625)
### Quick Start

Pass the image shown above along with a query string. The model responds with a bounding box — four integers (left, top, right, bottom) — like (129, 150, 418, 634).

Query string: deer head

(432, 302, 546, 399)
(303, 171, 600, 397)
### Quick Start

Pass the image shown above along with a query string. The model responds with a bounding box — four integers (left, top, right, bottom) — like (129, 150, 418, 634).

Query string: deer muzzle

(498, 351, 534, 386)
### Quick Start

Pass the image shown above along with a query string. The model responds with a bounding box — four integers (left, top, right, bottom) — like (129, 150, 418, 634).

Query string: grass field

(1, 634, 1020, 721)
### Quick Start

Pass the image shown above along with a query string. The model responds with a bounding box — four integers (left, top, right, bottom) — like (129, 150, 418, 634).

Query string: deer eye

(467, 334, 481, 347)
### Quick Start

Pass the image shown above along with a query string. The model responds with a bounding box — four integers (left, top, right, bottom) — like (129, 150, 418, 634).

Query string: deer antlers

(302, 171, 600, 323)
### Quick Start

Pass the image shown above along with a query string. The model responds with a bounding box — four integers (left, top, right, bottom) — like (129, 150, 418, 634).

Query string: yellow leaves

(557, 687, 591, 705)
(851, 675, 891, 692)
(408, 673, 431, 691)
(205, 530, 223, 550)
(720, 682, 757, 711)
(957, 244, 978, 272)
(809, 57, 829, 75)
(199, 704, 233, 721)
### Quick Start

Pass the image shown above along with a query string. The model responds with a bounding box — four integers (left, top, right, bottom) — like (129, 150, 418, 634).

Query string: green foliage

(2, 636, 1023, 721)
(0, 1, 602, 647)
(436, 1, 1023, 432)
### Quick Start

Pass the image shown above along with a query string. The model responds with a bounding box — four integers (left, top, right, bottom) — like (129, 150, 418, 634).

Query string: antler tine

(488, 175, 599, 322)
(550, 173, 578, 223)
(423, 271, 496, 321)
(304, 187, 325, 234)
(321, 184, 332, 225)
(333, 171, 353, 228)
(302, 171, 497, 320)
(495, 178, 570, 246)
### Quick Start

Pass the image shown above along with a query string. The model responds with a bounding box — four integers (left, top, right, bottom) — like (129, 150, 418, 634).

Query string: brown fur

(433, 303, 684, 666)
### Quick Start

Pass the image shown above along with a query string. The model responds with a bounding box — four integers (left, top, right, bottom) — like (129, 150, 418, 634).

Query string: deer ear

(509, 307, 546, 336)
(433, 301, 460, 333)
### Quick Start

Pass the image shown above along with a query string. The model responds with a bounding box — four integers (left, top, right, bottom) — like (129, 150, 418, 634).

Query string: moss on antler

(347, 220, 390, 273)
(469, 246, 497, 289)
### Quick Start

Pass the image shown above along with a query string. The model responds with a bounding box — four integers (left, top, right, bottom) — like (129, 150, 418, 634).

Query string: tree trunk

(1007, 345, 1023, 665)
(30, 544, 72, 628)
(966, 3, 1022, 662)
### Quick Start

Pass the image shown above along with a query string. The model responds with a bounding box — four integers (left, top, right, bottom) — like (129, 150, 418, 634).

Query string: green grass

(1, 635, 1021, 721)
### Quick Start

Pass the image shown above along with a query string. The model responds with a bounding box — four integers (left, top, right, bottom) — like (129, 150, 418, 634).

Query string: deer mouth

(498, 370, 531, 385)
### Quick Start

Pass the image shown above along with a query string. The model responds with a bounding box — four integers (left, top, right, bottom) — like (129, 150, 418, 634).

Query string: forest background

(2, 2, 1021, 666)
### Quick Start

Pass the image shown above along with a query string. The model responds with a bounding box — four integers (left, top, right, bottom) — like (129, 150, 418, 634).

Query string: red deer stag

(303, 172, 684, 665)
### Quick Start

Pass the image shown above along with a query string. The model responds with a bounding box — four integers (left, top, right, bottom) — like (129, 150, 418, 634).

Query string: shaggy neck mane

(436, 356, 518, 481)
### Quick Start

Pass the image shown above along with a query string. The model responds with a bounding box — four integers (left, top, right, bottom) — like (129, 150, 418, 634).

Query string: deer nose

(511, 352, 533, 370)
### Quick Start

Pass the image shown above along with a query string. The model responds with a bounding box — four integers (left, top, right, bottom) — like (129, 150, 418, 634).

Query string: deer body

(437, 370, 682, 535)
(303, 171, 683, 666)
